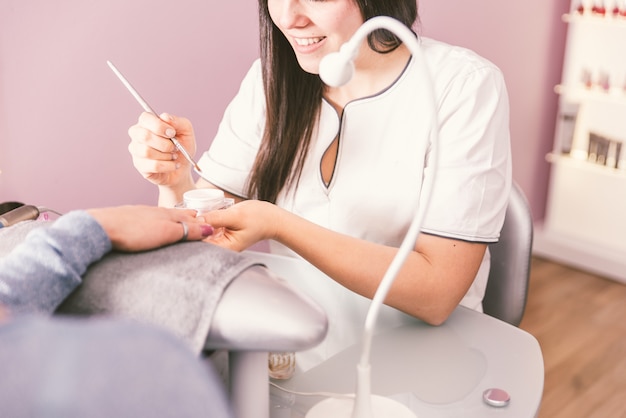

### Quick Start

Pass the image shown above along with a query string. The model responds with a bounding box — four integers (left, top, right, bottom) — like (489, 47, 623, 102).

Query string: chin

(295, 57, 321, 76)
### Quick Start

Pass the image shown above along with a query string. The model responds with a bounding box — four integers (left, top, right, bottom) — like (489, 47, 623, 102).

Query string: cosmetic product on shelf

(592, 0, 607, 16)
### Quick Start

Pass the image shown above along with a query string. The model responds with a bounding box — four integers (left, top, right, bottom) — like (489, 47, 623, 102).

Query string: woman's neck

(323, 43, 411, 112)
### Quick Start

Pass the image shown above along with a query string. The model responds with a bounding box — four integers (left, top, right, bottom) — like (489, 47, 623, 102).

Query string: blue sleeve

(0, 211, 112, 315)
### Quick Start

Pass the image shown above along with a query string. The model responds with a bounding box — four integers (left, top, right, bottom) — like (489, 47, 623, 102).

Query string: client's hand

(87, 206, 214, 252)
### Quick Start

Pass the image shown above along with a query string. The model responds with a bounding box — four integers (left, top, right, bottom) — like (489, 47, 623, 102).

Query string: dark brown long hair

(248, 0, 418, 203)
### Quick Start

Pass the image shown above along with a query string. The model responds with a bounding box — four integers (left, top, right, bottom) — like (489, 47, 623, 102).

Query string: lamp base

(305, 395, 417, 418)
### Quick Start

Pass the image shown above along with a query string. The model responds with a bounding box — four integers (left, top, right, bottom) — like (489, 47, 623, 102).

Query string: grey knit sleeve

(0, 211, 112, 315)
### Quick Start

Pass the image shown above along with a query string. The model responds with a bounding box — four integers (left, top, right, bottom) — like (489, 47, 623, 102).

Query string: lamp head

(319, 45, 357, 87)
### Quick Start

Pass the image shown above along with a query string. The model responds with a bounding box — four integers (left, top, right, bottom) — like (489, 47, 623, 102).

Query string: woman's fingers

(128, 140, 179, 163)
(128, 124, 177, 154)
(138, 111, 177, 140)
(170, 209, 214, 242)
(127, 112, 197, 189)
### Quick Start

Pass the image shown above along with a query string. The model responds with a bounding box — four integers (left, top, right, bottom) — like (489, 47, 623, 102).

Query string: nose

(274, 0, 308, 29)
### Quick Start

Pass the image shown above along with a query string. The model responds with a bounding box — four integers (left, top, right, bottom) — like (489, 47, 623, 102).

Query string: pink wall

(1, 0, 569, 220)
(0, 1, 259, 212)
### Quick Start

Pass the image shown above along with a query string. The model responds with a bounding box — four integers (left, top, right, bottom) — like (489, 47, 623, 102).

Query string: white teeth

(294, 37, 325, 46)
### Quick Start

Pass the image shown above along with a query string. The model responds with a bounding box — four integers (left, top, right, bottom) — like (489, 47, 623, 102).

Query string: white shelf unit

(534, 3, 626, 283)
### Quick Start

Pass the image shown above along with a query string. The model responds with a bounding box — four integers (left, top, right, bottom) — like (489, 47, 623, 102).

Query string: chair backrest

(483, 182, 534, 327)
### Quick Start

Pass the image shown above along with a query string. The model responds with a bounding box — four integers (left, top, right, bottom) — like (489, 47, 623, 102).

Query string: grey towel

(0, 219, 51, 257)
(2, 219, 262, 354)
(56, 241, 261, 354)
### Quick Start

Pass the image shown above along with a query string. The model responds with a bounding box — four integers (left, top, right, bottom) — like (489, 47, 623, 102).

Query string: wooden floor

(519, 256, 626, 418)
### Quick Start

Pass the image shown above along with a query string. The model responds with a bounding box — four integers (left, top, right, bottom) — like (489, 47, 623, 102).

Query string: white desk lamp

(307, 16, 439, 418)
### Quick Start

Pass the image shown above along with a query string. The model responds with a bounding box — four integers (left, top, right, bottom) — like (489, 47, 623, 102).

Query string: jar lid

(183, 189, 225, 209)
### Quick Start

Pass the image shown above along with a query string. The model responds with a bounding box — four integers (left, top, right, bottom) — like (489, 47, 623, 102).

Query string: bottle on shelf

(591, 0, 606, 16)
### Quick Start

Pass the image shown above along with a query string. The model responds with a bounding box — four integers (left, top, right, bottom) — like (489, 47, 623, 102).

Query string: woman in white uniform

(128, 0, 511, 367)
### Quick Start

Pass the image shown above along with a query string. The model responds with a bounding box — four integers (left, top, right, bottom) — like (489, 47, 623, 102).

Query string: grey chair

(483, 182, 534, 327)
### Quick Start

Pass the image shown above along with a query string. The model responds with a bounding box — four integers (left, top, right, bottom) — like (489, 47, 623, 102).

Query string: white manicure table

(236, 251, 544, 418)
(269, 305, 544, 418)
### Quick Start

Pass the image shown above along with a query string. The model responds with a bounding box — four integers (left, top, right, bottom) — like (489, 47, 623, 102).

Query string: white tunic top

(198, 37, 512, 369)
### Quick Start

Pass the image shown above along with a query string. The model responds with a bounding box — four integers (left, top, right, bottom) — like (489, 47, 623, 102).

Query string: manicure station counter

(246, 251, 544, 418)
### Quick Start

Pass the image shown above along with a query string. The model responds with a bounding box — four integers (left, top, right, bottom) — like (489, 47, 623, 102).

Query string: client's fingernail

(201, 225, 214, 237)
(171, 152, 178, 160)
(165, 128, 176, 138)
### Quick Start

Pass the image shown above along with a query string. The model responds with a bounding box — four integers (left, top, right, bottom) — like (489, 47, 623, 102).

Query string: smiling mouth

(294, 36, 326, 46)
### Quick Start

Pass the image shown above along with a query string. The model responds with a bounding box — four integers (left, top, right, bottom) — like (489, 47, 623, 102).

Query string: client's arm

(0, 206, 212, 316)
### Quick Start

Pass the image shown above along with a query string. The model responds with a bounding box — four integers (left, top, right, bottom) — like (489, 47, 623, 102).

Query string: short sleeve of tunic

(197, 60, 265, 197)
(419, 38, 512, 242)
